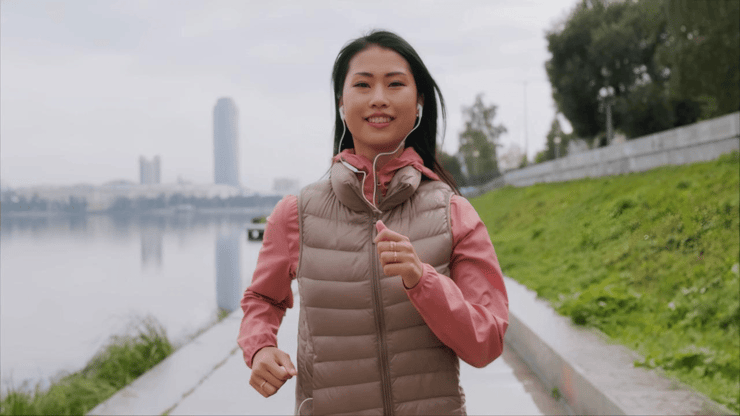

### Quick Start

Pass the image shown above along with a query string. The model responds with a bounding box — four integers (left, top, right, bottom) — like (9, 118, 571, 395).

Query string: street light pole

(599, 86, 615, 145)
(523, 81, 528, 162)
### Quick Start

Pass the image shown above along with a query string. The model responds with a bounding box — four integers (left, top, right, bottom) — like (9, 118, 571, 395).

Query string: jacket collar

(330, 148, 438, 213)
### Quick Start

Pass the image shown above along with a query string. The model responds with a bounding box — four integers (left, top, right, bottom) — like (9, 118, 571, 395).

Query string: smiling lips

(366, 115, 394, 125)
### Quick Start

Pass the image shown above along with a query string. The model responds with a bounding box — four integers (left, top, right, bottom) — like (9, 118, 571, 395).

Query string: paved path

(90, 278, 732, 415)
(91, 289, 568, 415)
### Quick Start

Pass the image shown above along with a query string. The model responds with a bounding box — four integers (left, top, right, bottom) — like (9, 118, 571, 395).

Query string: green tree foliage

(535, 117, 573, 163)
(458, 93, 506, 185)
(438, 151, 466, 187)
(545, 0, 735, 144)
(659, 0, 740, 118)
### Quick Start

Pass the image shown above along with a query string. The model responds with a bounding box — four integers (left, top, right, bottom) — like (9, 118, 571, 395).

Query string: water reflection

(141, 226, 164, 269)
(216, 230, 242, 312)
(0, 210, 268, 389)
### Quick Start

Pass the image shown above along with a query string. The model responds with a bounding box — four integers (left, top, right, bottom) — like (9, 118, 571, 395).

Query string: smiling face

(340, 45, 422, 160)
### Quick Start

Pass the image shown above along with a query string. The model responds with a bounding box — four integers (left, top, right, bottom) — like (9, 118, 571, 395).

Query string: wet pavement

(91, 277, 733, 415)
(91, 289, 569, 415)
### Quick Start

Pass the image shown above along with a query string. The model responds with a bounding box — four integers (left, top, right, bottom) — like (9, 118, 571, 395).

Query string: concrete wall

(472, 112, 739, 196)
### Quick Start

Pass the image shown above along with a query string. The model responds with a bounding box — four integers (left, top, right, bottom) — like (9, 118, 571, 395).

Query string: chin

(371, 141, 405, 153)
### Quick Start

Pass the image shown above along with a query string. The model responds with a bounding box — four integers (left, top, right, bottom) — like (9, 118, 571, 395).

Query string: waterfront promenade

(89, 275, 733, 415)
(89, 281, 567, 415)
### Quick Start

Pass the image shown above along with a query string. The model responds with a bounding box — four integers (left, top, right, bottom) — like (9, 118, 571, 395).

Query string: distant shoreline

(1, 206, 276, 219)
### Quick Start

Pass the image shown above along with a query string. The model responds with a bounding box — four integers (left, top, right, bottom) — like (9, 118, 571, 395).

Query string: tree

(659, 0, 740, 119)
(545, 0, 682, 143)
(537, 117, 572, 163)
(546, 0, 736, 143)
(458, 93, 506, 185)
(438, 151, 466, 187)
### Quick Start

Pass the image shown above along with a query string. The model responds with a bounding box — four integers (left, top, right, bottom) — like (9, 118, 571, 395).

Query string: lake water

(0, 210, 271, 391)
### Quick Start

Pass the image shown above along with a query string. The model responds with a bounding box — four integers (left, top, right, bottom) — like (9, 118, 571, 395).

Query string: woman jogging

(237, 29, 508, 415)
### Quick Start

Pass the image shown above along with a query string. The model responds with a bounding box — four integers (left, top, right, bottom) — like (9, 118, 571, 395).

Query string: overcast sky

(1, 0, 577, 192)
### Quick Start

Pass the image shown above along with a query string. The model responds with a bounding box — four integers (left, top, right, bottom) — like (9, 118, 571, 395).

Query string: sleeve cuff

(404, 263, 437, 292)
(243, 336, 277, 368)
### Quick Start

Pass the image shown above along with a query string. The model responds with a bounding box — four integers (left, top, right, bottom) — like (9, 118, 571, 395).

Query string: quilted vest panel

(294, 163, 466, 415)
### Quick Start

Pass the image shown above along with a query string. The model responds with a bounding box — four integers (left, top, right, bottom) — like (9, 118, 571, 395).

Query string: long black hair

(330, 29, 460, 194)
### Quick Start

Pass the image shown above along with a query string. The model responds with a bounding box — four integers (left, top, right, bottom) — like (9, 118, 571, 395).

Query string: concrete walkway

(89, 277, 732, 415)
(89, 286, 567, 415)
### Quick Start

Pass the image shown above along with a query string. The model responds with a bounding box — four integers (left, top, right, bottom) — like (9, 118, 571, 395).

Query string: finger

(377, 240, 411, 254)
(250, 377, 271, 398)
(379, 250, 405, 265)
(375, 220, 387, 234)
(384, 260, 421, 276)
(374, 220, 405, 243)
(275, 352, 298, 377)
(266, 361, 292, 382)
(382, 262, 411, 278)
(254, 378, 278, 397)
(256, 367, 286, 389)
(262, 380, 278, 397)
(374, 228, 407, 244)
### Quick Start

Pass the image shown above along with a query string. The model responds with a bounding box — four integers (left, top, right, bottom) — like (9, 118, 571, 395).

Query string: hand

(374, 220, 423, 289)
(250, 346, 297, 398)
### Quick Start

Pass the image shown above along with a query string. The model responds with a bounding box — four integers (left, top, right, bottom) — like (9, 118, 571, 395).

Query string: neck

(354, 143, 405, 171)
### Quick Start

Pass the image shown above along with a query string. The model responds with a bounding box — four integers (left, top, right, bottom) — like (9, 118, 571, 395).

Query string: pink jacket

(238, 148, 509, 369)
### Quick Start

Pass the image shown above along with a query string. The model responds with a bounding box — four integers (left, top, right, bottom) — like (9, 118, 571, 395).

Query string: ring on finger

(390, 241, 396, 251)
(260, 380, 266, 389)
(394, 251, 398, 262)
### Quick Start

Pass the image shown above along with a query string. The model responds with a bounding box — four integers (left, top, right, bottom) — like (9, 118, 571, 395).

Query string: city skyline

(1, 0, 577, 192)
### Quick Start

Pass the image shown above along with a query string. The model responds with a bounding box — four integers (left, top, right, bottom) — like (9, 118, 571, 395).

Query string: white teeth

(368, 117, 392, 123)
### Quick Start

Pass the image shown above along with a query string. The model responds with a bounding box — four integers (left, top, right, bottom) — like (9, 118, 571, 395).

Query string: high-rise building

(213, 97, 239, 186)
(139, 155, 161, 184)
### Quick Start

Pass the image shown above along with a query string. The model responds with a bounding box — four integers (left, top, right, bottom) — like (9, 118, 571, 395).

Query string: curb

(503, 276, 733, 415)
(87, 310, 244, 416)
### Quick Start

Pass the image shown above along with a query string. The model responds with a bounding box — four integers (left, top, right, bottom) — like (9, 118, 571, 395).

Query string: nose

(369, 86, 389, 108)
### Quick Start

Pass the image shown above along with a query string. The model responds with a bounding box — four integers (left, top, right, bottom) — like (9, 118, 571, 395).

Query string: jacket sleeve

(405, 194, 509, 368)
(237, 195, 299, 368)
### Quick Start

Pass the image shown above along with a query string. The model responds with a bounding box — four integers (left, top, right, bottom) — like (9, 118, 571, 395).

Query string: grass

(471, 151, 739, 412)
(1, 317, 174, 415)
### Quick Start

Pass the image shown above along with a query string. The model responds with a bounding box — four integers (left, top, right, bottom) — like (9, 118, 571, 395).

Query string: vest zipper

(370, 215, 394, 416)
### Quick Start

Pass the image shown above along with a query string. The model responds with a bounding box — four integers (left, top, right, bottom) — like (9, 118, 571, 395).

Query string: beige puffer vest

(295, 162, 466, 415)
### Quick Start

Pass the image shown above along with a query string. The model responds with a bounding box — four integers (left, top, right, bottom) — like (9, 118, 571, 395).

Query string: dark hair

(331, 29, 460, 194)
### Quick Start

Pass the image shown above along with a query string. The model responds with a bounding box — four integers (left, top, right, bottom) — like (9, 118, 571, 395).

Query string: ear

(417, 94, 424, 107)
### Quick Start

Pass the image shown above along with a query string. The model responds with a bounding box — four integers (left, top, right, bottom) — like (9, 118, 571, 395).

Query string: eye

(353, 82, 370, 88)
(389, 81, 405, 87)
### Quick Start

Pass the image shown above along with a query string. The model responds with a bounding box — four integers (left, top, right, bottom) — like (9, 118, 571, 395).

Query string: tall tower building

(213, 97, 239, 186)
(139, 155, 161, 184)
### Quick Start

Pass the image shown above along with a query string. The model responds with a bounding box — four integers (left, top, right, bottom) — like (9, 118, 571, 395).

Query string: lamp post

(599, 86, 615, 145)
(554, 136, 561, 159)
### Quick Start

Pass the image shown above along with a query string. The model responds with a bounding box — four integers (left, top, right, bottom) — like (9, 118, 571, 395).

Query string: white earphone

(336, 103, 423, 155)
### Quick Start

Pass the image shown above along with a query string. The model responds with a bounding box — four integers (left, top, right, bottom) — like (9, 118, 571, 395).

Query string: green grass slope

(472, 151, 739, 412)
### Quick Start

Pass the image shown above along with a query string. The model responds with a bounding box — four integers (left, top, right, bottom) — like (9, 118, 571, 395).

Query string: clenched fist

(250, 346, 297, 398)
(374, 220, 424, 289)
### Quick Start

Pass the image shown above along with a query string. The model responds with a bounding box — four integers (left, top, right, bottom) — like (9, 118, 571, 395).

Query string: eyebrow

(352, 71, 408, 78)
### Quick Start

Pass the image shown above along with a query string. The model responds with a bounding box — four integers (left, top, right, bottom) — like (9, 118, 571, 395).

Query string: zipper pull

(372, 215, 379, 242)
